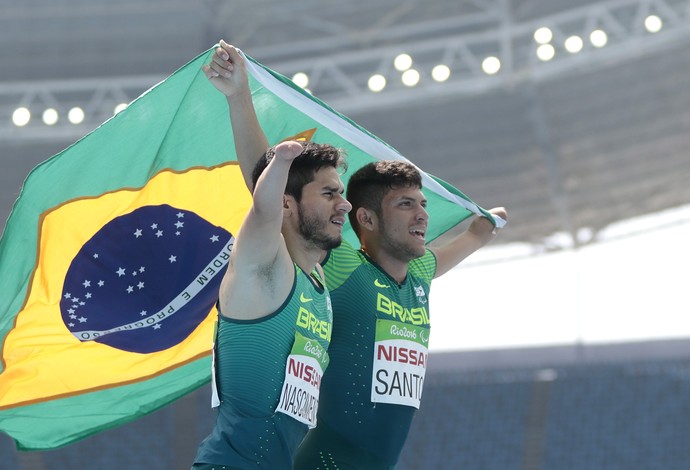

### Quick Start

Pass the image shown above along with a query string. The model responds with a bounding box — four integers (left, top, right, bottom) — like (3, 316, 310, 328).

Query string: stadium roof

(2, 0, 690, 248)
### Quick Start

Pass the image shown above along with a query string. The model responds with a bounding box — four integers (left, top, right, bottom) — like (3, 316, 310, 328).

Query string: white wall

(429, 205, 690, 352)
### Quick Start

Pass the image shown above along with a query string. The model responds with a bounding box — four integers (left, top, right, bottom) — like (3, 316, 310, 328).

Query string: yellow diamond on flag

(1, 163, 250, 410)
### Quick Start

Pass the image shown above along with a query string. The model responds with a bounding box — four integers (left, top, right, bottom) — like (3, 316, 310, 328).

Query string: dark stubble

(297, 204, 342, 250)
(378, 216, 425, 262)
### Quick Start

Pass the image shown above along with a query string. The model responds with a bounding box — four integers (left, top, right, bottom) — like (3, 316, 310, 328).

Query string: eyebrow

(399, 195, 426, 203)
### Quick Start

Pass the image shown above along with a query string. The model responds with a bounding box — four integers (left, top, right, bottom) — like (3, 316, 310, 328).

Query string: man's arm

(203, 40, 268, 190)
(218, 141, 304, 320)
(429, 207, 507, 278)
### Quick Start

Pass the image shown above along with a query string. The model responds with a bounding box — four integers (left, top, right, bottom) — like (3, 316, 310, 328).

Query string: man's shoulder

(322, 239, 365, 290)
(323, 239, 362, 265)
(408, 249, 437, 282)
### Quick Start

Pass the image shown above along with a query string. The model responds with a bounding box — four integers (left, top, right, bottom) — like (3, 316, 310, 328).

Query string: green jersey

(294, 240, 436, 469)
(194, 265, 332, 469)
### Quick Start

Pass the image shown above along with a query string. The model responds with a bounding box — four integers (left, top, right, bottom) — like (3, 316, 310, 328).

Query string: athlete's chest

(292, 274, 333, 342)
(336, 266, 431, 328)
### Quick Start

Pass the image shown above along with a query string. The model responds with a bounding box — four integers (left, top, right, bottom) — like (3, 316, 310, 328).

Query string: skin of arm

(430, 207, 508, 278)
(218, 141, 304, 320)
(203, 40, 268, 189)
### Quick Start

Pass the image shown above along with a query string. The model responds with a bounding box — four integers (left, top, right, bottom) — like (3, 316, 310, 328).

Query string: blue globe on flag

(60, 204, 233, 353)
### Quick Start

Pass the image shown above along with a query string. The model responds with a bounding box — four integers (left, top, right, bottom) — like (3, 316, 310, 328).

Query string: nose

(417, 205, 428, 222)
(336, 194, 352, 213)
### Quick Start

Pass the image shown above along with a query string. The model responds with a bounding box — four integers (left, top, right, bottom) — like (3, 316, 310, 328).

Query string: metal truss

(268, 0, 690, 111)
(0, 75, 163, 142)
(2, 0, 690, 142)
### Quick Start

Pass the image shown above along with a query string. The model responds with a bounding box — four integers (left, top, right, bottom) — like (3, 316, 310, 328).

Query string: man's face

(377, 185, 428, 261)
(295, 166, 351, 250)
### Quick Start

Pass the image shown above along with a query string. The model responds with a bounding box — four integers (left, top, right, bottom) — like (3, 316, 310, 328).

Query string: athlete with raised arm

(192, 56, 351, 467)
(202, 40, 506, 469)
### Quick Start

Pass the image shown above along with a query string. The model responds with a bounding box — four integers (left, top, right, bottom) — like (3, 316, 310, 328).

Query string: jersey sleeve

(321, 239, 362, 291)
(408, 249, 437, 283)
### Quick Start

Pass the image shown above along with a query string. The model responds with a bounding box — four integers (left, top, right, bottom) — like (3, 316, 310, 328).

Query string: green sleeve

(321, 239, 362, 291)
(408, 249, 437, 282)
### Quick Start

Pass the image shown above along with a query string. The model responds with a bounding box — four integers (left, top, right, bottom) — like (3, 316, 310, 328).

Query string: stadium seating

(5, 357, 690, 470)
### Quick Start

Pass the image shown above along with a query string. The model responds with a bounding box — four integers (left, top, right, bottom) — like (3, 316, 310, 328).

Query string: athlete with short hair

(192, 47, 352, 468)
(202, 40, 506, 469)
(295, 160, 505, 469)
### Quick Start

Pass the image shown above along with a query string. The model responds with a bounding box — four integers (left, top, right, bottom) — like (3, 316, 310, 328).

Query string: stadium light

(114, 103, 128, 115)
(394, 53, 413, 71)
(42, 108, 59, 126)
(401, 69, 420, 87)
(368, 74, 386, 92)
(537, 44, 556, 61)
(12, 107, 31, 127)
(534, 27, 553, 44)
(431, 64, 451, 82)
(644, 15, 663, 33)
(590, 29, 608, 48)
(564, 35, 584, 53)
(68, 107, 85, 124)
(291, 72, 309, 88)
(481, 56, 501, 75)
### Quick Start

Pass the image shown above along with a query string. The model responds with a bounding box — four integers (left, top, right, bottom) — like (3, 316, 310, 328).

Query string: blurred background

(1, 0, 689, 468)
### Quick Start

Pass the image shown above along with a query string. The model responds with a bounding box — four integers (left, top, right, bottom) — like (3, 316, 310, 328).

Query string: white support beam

(2, 0, 689, 142)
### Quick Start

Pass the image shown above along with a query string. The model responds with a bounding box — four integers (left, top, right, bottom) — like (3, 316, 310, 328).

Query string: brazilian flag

(0, 47, 500, 450)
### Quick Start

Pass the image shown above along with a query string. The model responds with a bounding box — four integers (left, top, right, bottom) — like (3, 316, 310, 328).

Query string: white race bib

(275, 333, 329, 427)
(371, 319, 429, 408)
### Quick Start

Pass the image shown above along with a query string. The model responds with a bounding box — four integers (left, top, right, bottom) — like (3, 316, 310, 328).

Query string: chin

(409, 244, 427, 259)
(318, 236, 342, 251)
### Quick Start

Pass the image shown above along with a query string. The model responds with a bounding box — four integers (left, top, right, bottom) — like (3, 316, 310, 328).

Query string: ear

(282, 194, 294, 217)
(356, 207, 377, 232)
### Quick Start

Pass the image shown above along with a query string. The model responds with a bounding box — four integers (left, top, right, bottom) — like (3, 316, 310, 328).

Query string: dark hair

(346, 160, 422, 238)
(251, 142, 347, 201)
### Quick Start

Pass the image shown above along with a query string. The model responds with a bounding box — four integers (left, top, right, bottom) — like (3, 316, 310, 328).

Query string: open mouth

(410, 228, 426, 241)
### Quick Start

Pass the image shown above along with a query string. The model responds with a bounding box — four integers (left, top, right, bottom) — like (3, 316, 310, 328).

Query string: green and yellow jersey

(295, 240, 436, 469)
(193, 264, 332, 470)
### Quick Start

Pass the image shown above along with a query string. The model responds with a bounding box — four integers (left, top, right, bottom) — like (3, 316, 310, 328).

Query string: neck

(361, 243, 409, 283)
(284, 231, 321, 274)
